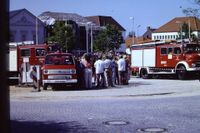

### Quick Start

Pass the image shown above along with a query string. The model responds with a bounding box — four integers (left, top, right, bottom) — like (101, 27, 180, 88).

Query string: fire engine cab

(9, 42, 48, 84)
(42, 52, 77, 90)
(131, 40, 200, 79)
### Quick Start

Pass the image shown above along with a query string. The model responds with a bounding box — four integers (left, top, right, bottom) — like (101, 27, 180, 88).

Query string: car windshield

(45, 54, 74, 65)
(184, 44, 200, 54)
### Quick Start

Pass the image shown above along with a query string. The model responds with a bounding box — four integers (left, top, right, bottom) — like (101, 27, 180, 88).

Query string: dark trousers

(96, 73, 105, 87)
(119, 71, 126, 85)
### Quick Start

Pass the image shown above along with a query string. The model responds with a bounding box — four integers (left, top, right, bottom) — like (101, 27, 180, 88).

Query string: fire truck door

(167, 47, 182, 67)
(159, 47, 174, 67)
(166, 47, 174, 67)
(21, 57, 33, 84)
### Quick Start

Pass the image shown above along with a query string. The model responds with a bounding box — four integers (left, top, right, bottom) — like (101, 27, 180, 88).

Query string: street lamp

(90, 23, 94, 53)
(136, 25, 141, 43)
(129, 17, 135, 45)
(86, 22, 92, 53)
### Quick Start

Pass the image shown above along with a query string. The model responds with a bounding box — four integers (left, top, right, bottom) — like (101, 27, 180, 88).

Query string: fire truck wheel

(177, 65, 187, 80)
(43, 83, 48, 90)
(140, 68, 149, 79)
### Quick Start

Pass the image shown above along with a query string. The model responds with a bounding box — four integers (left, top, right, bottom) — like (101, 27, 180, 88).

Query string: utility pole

(188, 19, 191, 42)
(36, 17, 38, 44)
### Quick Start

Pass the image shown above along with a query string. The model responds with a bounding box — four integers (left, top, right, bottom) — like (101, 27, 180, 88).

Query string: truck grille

(48, 75, 72, 80)
(196, 61, 200, 67)
(45, 69, 76, 74)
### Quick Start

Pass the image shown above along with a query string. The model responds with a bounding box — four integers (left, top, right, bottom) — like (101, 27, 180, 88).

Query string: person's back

(104, 58, 111, 69)
(117, 55, 126, 85)
(94, 56, 105, 87)
(117, 58, 126, 72)
(94, 59, 104, 74)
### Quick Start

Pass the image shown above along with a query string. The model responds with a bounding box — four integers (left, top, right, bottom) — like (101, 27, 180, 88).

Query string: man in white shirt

(117, 55, 126, 85)
(94, 55, 106, 87)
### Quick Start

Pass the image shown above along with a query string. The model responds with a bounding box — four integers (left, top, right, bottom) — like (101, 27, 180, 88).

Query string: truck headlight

(44, 70, 48, 74)
(71, 69, 76, 74)
(191, 63, 196, 67)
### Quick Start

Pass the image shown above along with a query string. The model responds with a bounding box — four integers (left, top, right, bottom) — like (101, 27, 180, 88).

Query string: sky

(10, 0, 197, 36)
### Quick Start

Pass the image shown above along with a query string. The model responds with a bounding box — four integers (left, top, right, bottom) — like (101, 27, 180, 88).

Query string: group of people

(76, 52, 131, 89)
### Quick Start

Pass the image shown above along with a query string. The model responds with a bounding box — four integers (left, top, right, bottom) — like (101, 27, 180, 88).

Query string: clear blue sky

(10, 0, 196, 36)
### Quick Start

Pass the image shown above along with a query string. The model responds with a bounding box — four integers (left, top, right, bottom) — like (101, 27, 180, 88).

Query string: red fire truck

(9, 43, 48, 84)
(131, 40, 200, 79)
(9, 42, 48, 84)
(42, 52, 78, 90)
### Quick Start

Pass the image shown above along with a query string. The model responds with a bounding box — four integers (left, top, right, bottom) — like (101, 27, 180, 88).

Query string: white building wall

(152, 31, 199, 41)
(152, 32, 179, 41)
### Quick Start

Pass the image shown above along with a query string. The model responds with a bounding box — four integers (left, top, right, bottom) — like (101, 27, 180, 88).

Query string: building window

(33, 34, 36, 43)
(10, 31, 16, 42)
(21, 34, 26, 41)
(20, 31, 28, 42)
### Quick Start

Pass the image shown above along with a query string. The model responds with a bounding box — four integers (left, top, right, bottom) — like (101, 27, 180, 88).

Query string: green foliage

(47, 21, 75, 52)
(177, 23, 189, 39)
(177, 22, 197, 40)
(182, 0, 200, 17)
(93, 25, 124, 52)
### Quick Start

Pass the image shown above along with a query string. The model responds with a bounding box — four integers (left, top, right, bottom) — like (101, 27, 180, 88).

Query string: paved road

(10, 77, 200, 133)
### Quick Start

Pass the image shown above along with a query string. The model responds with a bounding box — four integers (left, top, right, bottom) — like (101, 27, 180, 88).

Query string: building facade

(38, 12, 126, 53)
(152, 17, 200, 41)
(86, 16, 126, 38)
(38, 11, 98, 53)
(125, 26, 156, 47)
(10, 8, 46, 44)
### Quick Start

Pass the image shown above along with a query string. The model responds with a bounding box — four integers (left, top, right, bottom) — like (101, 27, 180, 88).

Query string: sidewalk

(10, 77, 200, 101)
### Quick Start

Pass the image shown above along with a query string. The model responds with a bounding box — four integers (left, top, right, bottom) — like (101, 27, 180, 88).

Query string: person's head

(119, 54, 123, 59)
(98, 54, 102, 60)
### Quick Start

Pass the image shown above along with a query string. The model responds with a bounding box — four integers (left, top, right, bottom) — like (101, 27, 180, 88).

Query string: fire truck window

(36, 49, 46, 56)
(63, 56, 74, 65)
(174, 47, 181, 54)
(45, 56, 53, 64)
(45, 55, 74, 65)
(20, 49, 30, 57)
(160, 48, 167, 55)
(168, 48, 173, 54)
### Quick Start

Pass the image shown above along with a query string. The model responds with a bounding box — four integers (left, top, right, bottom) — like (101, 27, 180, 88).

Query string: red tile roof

(86, 16, 126, 31)
(154, 16, 200, 33)
(125, 36, 152, 47)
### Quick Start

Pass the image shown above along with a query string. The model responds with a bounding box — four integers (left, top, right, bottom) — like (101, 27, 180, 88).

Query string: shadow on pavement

(11, 120, 98, 133)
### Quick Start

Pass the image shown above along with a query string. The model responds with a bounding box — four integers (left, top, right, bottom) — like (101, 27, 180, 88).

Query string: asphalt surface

(10, 77, 200, 133)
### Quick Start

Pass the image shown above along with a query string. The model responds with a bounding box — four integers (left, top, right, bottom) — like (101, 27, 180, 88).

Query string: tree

(93, 24, 124, 52)
(182, 0, 200, 17)
(177, 22, 198, 42)
(177, 22, 190, 39)
(47, 21, 76, 52)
